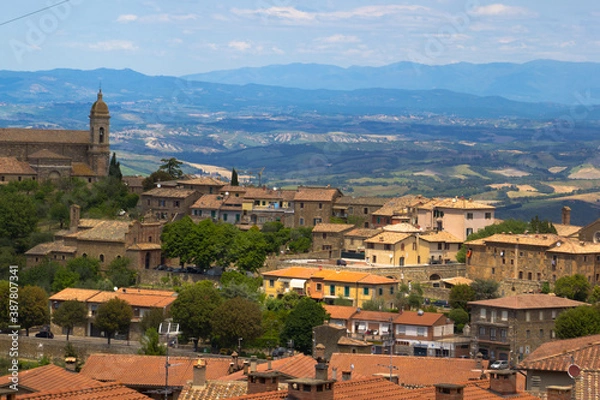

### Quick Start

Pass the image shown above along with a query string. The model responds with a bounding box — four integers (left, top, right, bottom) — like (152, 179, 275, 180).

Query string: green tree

(471, 279, 500, 300)
(66, 257, 101, 286)
(161, 216, 198, 267)
(0, 280, 9, 332)
(280, 297, 328, 355)
(159, 157, 184, 179)
(140, 308, 166, 334)
(229, 227, 268, 272)
(554, 274, 591, 302)
(21, 260, 59, 293)
(170, 281, 223, 348)
(554, 305, 600, 339)
(108, 152, 123, 180)
(142, 170, 173, 191)
(589, 286, 600, 304)
(49, 202, 70, 229)
(449, 284, 476, 311)
(211, 297, 263, 349)
(448, 308, 469, 333)
(52, 300, 88, 341)
(20, 286, 50, 336)
(106, 257, 137, 288)
(287, 227, 312, 253)
(0, 191, 38, 251)
(94, 298, 133, 345)
(231, 168, 239, 186)
(361, 298, 384, 311)
(139, 327, 166, 355)
(52, 266, 80, 292)
(333, 295, 353, 306)
(529, 216, 557, 234)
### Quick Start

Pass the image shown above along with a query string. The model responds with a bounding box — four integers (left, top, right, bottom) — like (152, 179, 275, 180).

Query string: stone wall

(137, 268, 220, 287)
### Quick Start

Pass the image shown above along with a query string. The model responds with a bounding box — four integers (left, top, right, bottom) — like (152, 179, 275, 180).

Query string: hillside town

(2, 93, 600, 400)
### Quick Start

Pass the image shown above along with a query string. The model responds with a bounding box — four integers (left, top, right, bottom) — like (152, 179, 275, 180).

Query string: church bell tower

(89, 90, 111, 177)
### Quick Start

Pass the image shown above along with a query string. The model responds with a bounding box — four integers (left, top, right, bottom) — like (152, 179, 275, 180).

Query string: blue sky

(1, 1, 598, 76)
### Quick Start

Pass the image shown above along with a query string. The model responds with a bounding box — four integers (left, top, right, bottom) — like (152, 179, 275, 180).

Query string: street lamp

(238, 337, 243, 355)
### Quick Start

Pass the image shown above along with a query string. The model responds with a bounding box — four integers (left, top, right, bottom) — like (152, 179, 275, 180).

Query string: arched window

(99, 254, 104, 262)
(82, 253, 87, 258)
(145, 252, 151, 269)
(399, 257, 405, 266)
(99, 127, 105, 143)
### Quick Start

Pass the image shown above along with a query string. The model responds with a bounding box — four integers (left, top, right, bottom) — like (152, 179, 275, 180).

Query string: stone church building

(0, 90, 110, 182)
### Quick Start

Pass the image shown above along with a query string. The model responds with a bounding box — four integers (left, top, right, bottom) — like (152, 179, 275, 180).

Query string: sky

(1, 1, 599, 76)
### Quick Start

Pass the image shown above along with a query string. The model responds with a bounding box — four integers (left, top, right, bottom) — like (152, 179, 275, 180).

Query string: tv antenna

(158, 321, 181, 400)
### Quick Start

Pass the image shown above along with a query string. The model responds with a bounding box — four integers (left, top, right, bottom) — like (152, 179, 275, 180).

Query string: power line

(0, 1, 71, 27)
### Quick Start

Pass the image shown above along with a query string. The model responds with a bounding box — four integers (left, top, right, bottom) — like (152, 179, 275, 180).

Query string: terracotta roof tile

(324, 305, 357, 320)
(294, 187, 342, 202)
(27, 149, 71, 159)
(419, 231, 462, 243)
(0, 128, 89, 144)
(127, 243, 162, 251)
(383, 223, 422, 233)
(67, 220, 131, 242)
(49, 288, 102, 302)
(372, 195, 427, 217)
(87, 290, 177, 309)
(25, 240, 77, 256)
(0, 364, 104, 393)
(364, 232, 411, 244)
(393, 310, 447, 326)
(419, 197, 495, 211)
(178, 380, 248, 400)
(546, 239, 600, 254)
(0, 157, 37, 174)
(262, 267, 397, 285)
(345, 228, 382, 238)
(519, 333, 600, 371)
(312, 223, 355, 233)
(466, 233, 562, 247)
(553, 223, 581, 237)
(241, 187, 285, 200)
(337, 336, 371, 346)
(143, 188, 198, 198)
(329, 354, 486, 387)
(221, 354, 317, 382)
(177, 177, 226, 186)
(262, 267, 321, 280)
(468, 294, 585, 309)
(191, 194, 224, 209)
(71, 162, 96, 176)
(80, 354, 195, 388)
(122, 176, 144, 187)
(18, 382, 151, 400)
(335, 196, 388, 207)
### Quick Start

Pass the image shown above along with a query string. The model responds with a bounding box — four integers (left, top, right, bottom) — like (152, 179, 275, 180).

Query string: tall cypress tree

(231, 168, 239, 186)
(108, 152, 123, 180)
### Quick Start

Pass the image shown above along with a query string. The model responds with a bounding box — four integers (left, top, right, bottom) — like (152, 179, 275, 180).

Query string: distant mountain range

(184, 60, 600, 104)
(0, 68, 577, 126)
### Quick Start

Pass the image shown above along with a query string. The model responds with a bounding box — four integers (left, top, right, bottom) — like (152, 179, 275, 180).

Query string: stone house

(418, 231, 463, 264)
(240, 187, 295, 228)
(332, 196, 388, 228)
(26, 205, 162, 271)
(190, 193, 243, 224)
(518, 333, 600, 399)
(48, 287, 177, 340)
(417, 197, 495, 241)
(342, 227, 382, 256)
(371, 195, 427, 228)
(177, 176, 226, 194)
(364, 231, 417, 266)
(465, 233, 600, 295)
(140, 187, 201, 221)
(0, 91, 110, 182)
(311, 223, 355, 256)
(0, 157, 37, 183)
(467, 294, 585, 366)
(293, 186, 344, 228)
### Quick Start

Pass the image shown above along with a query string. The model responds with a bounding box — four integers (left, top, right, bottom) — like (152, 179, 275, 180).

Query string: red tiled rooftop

(18, 382, 151, 400)
(324, 305, 357, 320)
(519, 333, 600, 371)
(0, 364, 104, 393)
(221, 354, 318, 381)
(468, 294, 585, 309)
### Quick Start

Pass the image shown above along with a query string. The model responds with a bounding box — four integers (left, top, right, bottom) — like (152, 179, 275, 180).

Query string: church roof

(0, 129, 89, 144)
(72, 162, 96, 176)
(28, 149, 71, 159)
(0, 157, 37, 174)
(90, 90, 110, 116)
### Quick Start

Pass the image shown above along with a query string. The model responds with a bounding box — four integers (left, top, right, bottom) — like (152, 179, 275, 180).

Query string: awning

(290, 279, 306, 289)
(277, 278, 291, 283)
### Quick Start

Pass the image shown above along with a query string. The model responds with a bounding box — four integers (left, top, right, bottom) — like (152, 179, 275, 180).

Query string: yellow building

(261, 267, 398, 309)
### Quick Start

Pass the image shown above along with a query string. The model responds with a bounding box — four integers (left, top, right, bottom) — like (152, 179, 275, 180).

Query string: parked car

(336, 259, 347, 266)
(489, 360, 509, 370)
(155, 264, 168, 270)
(35, 330, 54, 339)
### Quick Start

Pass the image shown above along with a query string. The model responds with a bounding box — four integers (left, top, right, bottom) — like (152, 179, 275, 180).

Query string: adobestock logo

(8, 0, 84, 64)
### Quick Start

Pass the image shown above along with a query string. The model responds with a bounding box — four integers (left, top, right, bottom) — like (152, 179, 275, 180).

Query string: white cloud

(319, 34, 360, 44)
(323, 5, 430, 19)
(559, 41, 576, 48)
(228, 41, 252, 51)
(117, 14, 138, 23)
(87, 40, 138, 52)
(232, 6, 314, 22)
(471, 4, 533, 17)
(117, 13, 197, 24)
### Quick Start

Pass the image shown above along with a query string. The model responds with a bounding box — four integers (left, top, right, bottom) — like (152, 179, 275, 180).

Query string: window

(390, 286, 394, 294)
(400, 243, 405, 251)
(313, 218, 322, 225)
(552, 310, 557, 320)
(329, 285, 335, 295)
(479, 327, 486, 335)
(319, 203, 323, 209)
(417, 327, 426, 336)
(527, 272, 532, 280)
(378, 288, 383, 296)
(492, 267, 495, 274)
(438, 243, 443, 250)
(299, 218, 305, 226)
(363, 287, 369, 295)
(99, 254, 104, 262)
(397, 326, 406, 335)
(174, 200, 180, 207)
(490, 328, 496, 340)
(322, 233, 327, 239)
(480, 308, 486, 319)
(518, 271, 523, 279)
(466, 228, 473, 236)
(269, 279, 274, 287)
(158, 199, 166, 207)
(300, 202, 304, 209)
(525, 311, 531, 322)
(344, 286, 350, 297)
(223, 213, 228, 221)
(526, 329, 530, 338)
(444, 243, 450, 250)
(363, 207, 368, 215)
(316, 283, 322, 291)
(539, 311, 544, 321)
(384, 244, 391, 251)
(501, 310, 508, 321)
(412, 242, 417, 250)
(485, 212, 492, 219)
(539, 329, 544, 338)
(466, 212, 473, 220)
(500, 329, 507, 338)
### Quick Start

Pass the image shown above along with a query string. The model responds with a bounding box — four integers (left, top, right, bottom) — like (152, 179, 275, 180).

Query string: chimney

(64, 357, 77, 372)
(231, 351, 239, 371)
(489, 370, 517, 395)
(243, 360, 249, 375)
(434, 383, 464, 400)
(332, 367, 338, 381)
(267, 357, 272, 370)
(314, 343, 325, 361)
(547, 386, 573, 400)
(250, 355, 257, 373)
(562, 206, 571, 226)
(247, 371, 282, 395)
(287, 378, 334, 400)
(315, 362, 329, 381)
(192, 358, 206, 387)
(475, 352, 483, 370)
(341, 370, 352, 381)
(69, 204, 80, 231)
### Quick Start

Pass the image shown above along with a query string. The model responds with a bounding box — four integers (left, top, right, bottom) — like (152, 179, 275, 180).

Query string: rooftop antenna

(159, 321, 181, 400)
